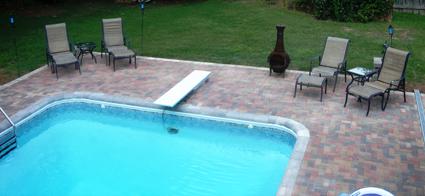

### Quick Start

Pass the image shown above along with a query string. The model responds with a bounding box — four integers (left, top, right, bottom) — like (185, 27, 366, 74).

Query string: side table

(76, 42, 97, 64)
(347, 67, 377, 85)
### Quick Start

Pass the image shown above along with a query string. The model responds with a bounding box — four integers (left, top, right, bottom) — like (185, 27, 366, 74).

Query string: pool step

(0, 107, 17, 159)
(0, 130, 17, 159)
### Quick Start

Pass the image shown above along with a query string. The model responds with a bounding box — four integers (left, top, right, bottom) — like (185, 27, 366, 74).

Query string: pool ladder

(0, 107, 17, 159)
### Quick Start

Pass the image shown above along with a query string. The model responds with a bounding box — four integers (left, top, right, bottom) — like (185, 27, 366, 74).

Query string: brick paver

(0, 56, 424, 195)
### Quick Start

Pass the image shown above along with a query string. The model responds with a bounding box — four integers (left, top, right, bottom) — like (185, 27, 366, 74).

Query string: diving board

(154, 70, 211, 108)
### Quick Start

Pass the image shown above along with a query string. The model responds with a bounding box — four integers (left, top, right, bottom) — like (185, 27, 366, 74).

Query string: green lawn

(1, 0, 424, 87)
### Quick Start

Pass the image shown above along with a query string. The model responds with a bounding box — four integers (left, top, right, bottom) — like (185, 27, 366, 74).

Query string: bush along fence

(394, 0, 425, 15)
(290, 0, 394, 22)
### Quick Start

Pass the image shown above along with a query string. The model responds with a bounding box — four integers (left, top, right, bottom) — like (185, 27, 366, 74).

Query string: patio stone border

(0, 55, 416, 97)
(0, 66, 46, 91)
(414, 89, 425, 149)
(9, 91, 310, 196)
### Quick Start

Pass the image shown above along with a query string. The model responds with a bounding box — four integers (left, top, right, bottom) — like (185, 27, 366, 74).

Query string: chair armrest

(309, 55, 321, 74)
(345, 77, 356, 92)
(296, 74, 302, 82)
(337, 59, 347, 70)
(46, 48, 52, 60)
(69, 42, 76, 54)
(390, 77, 404, 88)
(124, 36, 130, 48)
(100, 40, 106, 52)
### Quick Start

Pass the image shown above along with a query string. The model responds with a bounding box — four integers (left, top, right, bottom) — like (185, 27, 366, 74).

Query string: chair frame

(45, 23, 81, 79)
(309, 37, 350, 92)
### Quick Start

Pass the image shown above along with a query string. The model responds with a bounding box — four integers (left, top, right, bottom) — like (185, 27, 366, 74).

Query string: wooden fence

(394, 0, 425, 15)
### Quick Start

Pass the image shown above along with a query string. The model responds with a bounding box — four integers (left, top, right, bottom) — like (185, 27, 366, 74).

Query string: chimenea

(268, 25, 290, 76)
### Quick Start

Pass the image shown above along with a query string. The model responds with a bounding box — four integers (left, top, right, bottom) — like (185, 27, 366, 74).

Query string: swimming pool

(0, 98, 303, 195)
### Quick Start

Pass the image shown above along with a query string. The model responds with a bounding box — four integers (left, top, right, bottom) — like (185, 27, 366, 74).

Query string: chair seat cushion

(297, 75, 326, 87)
(51, 52, 78, 65)
(312, 66, 337, 77)
(348, 84, 384, 98)
(106, 46, 128, 52)
(110, 48, 135, 58)
(365, 81, 389, 91)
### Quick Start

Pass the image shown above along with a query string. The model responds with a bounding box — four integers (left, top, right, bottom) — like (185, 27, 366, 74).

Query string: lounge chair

(45, 23, 80, 79)
(310, 37, 350, 92)
(344, 47, 410, 116)
(101, 18, 136, 71)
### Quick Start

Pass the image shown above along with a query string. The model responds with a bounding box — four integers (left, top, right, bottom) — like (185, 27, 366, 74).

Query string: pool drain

(167, 127, 179, 134)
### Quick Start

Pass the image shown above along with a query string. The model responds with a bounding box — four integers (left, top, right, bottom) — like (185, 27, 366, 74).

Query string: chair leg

(366, 98, 371, 116)
(383, 91, 390, 110)
(113, 58, 116, 72)
(91, 51, 97, 64)
(403, 84, 407, 103)
(269, 67, 272, 76)
(333, 74, 338, 92)
(344, 92, 349, 107)
(325, 79, 327, 94)
(300, 84, 302, 91)
(55, 64, 59, 80)
(320, 85, 323, 102)
(51, 63, 55, 74)
(381, 94, 385, 111)
(293, 82, 298, 98)
(134, 56, 137, 69)
(77, 62, 81, 74)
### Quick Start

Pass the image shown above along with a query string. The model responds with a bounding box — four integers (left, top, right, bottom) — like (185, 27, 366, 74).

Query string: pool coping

(6, 92, 310, 196)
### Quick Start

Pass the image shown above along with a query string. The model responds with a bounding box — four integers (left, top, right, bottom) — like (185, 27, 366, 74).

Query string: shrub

(288, 0, 315, 13)
(311, 0, 393, 22)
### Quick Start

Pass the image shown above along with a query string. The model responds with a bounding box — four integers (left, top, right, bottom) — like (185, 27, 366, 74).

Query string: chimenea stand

(268, 25, 290, 76)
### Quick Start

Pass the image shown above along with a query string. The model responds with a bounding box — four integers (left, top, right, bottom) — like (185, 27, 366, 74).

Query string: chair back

(378, 47, 410, 86)
(45, 23, 70, 53)
(320, 37, 349, 69)
(102, 18, 124, 47)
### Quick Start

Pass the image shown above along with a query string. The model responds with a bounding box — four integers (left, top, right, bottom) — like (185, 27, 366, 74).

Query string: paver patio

(0, 55, 424, 195)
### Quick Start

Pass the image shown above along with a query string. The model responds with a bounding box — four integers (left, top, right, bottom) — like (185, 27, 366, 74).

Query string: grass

(1, 0, 424, 87)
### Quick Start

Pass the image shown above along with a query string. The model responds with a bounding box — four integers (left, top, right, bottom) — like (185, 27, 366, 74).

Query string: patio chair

(45, 23, 81, 79)
(101, 18, 136, 71)
(344, 47, 410, 116)
(310, 37, 350, 92)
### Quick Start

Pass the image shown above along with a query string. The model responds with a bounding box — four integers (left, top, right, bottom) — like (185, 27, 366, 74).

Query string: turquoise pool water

(0, 101, 296, 196)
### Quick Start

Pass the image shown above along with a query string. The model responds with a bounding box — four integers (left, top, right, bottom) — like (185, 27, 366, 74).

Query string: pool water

(0, 101, 296, 196)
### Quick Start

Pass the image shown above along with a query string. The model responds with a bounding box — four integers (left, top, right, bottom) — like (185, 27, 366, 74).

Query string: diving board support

(0, 107, 17, 159)
(154, 70, 211, 108)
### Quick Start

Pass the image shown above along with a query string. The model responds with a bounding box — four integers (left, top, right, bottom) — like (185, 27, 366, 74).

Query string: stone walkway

(0, 56, 424, 195)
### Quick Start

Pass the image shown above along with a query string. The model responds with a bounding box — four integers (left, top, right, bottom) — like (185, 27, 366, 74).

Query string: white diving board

(154, 70, 211, 108)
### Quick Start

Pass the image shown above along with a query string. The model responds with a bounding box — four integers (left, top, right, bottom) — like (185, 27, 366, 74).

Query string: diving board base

(154, 70, 211, 108)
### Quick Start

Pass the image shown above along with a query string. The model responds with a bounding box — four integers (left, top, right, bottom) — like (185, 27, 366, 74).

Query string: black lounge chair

(101, 18, 136, 71)
(45, 23, 81, 79)
(310, 37, 350, 92)
(344, 47, 410, 116)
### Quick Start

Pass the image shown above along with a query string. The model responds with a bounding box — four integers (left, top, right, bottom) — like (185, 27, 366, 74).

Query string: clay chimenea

(268, 25, 290, 76)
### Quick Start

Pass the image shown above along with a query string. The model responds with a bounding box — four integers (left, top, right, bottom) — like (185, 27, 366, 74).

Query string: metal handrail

(414, 89, 425, 147)
(0, 107, 15, 132)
